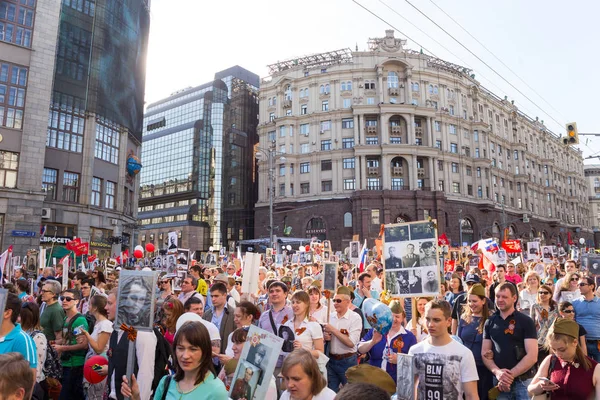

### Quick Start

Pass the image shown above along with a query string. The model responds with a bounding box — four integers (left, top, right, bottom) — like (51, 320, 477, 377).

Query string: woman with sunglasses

(79, 295, 113, 400)
(155, 276, 174, 324)
(531, 284, 559, 363)
(559, 301, 588, 355)
(555, 271, 581, 303)
(357, 300, 416, 383)
(122, 321, 228, 400)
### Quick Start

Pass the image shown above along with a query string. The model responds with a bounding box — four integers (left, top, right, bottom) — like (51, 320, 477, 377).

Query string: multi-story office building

(138, 66, 259, 256)
(0, 0, 150, 260)
(255, 30, 591, 250)
(584, 165, 600, 247)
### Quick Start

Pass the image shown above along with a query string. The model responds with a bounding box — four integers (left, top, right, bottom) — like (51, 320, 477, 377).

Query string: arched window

(492, 222, 501, 239)
(307, 217, 325, 230)
(387, 71, 399, 88)
(306, 217, 326, 240)
(272, 97, 277, 105)
(433, 85, 439, 94)
(412, 82, 419, 92)
(268, 98, 273, 106)
(344, 212, 352, 227)
(461, 218, 474, 245)
(341, 81, 347, 91)
(319, 85, 325, 94)
(284, 85, 292, 100)
(395, 214, 410, 223)
(325, 84, 330, 94)
(346, 81, 352, 91)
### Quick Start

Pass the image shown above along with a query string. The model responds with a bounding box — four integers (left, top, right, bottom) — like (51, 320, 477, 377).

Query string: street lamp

(256, 146, 286, 250)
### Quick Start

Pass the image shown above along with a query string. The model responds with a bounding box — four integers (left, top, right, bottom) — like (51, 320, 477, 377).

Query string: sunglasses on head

(60, 296, 75, 302)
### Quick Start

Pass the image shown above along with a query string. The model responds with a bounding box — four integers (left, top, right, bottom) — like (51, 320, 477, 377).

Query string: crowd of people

(0, 254, 599, 400)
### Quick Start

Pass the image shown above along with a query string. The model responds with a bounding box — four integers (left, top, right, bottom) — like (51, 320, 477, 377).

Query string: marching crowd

(0, 254, 600, 400)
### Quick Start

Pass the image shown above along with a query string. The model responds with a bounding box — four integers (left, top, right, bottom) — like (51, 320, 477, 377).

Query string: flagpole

(47, 227, 57, 267)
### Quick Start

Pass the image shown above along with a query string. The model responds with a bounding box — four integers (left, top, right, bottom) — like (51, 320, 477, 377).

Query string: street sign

(11, 230, 35, 238)
(523, 214, 529, 223)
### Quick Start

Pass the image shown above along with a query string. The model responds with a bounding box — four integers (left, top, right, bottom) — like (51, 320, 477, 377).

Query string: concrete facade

(255, 31, 592, 250)
(584, 165, 600, 247)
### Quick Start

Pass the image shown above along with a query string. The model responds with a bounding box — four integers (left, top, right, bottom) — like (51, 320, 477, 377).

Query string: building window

(412, 82, 419, 91)
(366, 137, 378, 145)
(321, 159, 332, 171)
(268, 131, 276, 142)
(343, 98, 352, 108)
(437, 160, 444, 171)
(438, 180, 445, 191)
(451, 163, 459, 173)
(475, 148, 480, 158)
(466, 166, 472, 176)
(320, 120, 331, 131)
(343, 157, 355, 169)
(367, 178, 380, 190)
(364, 80, 375, 90)
(371, 209, 380, 224)
(279, 183, 285, 197)
(47, 91, 84, 152)
(464, 147, 471, 157)
(300, 182, 310, 194)
(0, 63, 27, 129)
(343, 178, 355, 190)
(300, 143, 310, 154)
(95, 117, 120, 164)
(391, 178, 404, 190)
(342, 118, 354, 129)
(321, 180, 332, 192)
(269, 112, 275, 122)
(91, 177, 101, 206)
(478, 186, 483, 198)
(301, 104, 307, 115)
(321, 100, 329, 111)
(434, 121, 441, 131)
(279, 164, 285, 176)
(300, 162, 310, 173)
(55, 22, 91, 80)
(450, 143, 458, 153)
(300, 124, 309, 135)
(467, 184, 473, 196)
(366, 97, 375, 105)
(342, 138, 354, 149)
(42, 168, 57, 200)
(321, 140, 332, 151)
(0, 1, 36, 47)
(0, 151, 17, 188)
(62, 0, 95, 16)
(449, 124, 457, 135)
(474, 130, 479, 142)
(62, 171, 80, 202)
(452, 182, 460, 193)
(435, 140, 442, 150)
(390, 137, 402, 144)
(344, 212, 352, 227)
(387, 72, 399, 88)
(105, 181, 115, 209)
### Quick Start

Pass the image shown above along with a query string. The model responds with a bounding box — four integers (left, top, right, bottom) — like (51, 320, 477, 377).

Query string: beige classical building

(584, 165, 600, 247)
(254, 30, 591, 250)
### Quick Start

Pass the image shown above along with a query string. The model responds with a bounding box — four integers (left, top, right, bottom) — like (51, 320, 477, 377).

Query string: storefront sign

(40, 236, 72, 244)
(90, 241, 111, 248)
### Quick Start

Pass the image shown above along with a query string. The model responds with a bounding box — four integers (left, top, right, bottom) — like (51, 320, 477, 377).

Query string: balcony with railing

(365, 125, 378, 135)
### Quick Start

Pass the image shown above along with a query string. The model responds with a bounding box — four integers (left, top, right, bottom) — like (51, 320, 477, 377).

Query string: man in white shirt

(323, 286, 362, 393)
(408, 299, 479, 400)
(178, 276, 204, 306)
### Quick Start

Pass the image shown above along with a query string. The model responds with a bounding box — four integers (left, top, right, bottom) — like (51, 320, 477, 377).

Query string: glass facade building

(139, 66, 259, 254)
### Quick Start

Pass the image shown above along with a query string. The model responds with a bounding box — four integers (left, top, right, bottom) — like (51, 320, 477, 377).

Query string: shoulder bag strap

(268, 310, 278, 334)
(160, 375, 172, 400)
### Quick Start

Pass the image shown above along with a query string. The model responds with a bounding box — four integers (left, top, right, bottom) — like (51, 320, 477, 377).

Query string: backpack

(83, 312, 96, 333)
(29, 330, 62, 380)
(151, 326, 174, 393)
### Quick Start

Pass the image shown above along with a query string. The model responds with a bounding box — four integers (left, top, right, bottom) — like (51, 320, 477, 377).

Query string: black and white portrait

(350, 241, 359, 259)
(166, 255, 177, 275)
(421, 266, 439, 294)
(323, 250, 330, 260)
(386, 270, 410, 295)
(291, 254, 299, 264)
(167, 231, 178, 250)
(230, 361, 261, 400)
(245, 343, 269, 386)
(153, 256, 163, 269)
(585, 256, 600, 276)
(115, 270, 157, 330)
(177, 249, 189, 270)
(304, 252, 313, 264)
(322, 262, 338, 291)
(278, 325, 296, 353)
(385, 226, 409, 242)
(323, 240, 330, 250)
(418, 241, 437, 267)
(385, 243, 403, 269)
(402, 243, 420, 268)
(396, 353, 414, 400)
(409, 222, 436, 240)
(468, 255, 480, 268)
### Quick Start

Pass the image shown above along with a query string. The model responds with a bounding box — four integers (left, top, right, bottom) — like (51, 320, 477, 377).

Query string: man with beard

(482, 282, 537, 398)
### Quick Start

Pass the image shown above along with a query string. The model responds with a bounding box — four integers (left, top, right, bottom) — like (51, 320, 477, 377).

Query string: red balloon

(305, 245, 310, 252)
(145, 243, 155, 253)
(84, 355, 108, 384)
(133, 249, 143, 259)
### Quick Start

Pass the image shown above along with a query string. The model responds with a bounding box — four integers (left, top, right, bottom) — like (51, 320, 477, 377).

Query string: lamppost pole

(458, 209, 463, 247)
(256, 146, 285, 250)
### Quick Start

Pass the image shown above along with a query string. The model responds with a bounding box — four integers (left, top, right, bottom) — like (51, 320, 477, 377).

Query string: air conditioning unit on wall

(41, 208, 51, 219)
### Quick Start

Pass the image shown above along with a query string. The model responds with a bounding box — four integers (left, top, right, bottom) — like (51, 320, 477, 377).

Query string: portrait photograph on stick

(115, 269, 157, 331)
(383, 220, 440, 298)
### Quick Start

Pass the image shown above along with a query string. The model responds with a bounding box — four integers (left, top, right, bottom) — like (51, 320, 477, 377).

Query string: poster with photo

(322, 262, 338, 291)
(167, 231, 178, 252)
(582, 255, 600, 276)
(396, 353, 414, 400)
(229, 325, 283, 400)
(291, 254, 299, 264)
(172, 270, 186, 292)
(115, 269, 157, 331)
(497, 249, 508, 265)
(541, 246, 554, 263)
(203, 252, 217, 266)
(165, 254, 177, 275)
(349, 241, 360, 262)
(177, 249, 189, 271)
(527, 241, 540, 261)
(383, 220, 439, 297)
(468, 255, 480, 268)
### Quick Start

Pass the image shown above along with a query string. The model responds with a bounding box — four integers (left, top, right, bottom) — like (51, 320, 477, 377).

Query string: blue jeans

(59, 366, 84, 400)
(327, 355, 357, 393)
(493, 377, 532, 400)
(587, 340, 600, 362)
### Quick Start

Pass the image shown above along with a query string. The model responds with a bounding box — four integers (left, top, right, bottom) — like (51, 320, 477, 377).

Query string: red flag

(66, 238, 81, 251)
(74, 242, 89, 256)
(502, 240, 522, 253)
(88, 254, 97, 263)
(444, 259, 455, 272)
(567, 232, 574, 245)
(438, 233, 449, 246)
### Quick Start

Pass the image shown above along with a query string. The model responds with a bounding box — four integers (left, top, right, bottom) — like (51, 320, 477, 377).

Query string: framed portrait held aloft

(115, 269, 157, 331)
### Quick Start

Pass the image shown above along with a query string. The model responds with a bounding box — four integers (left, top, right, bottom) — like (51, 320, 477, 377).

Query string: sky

(144, 0, 600, 163)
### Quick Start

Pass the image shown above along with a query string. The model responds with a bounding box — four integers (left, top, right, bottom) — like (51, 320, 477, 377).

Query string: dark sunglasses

(578, 282, 589, 287)
(562, 309, 574, 314)
(60, 296, 75, 302)
(538, 291, 550, 295)
(332, 299, 343, 303)
(571, 277, 580, 282)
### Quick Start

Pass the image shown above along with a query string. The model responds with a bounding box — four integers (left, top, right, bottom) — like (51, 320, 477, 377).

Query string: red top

(550, 355, 597, 400)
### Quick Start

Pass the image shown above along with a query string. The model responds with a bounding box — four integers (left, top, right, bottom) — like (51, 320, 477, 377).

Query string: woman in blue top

(444, 273, 464, 306)
(457, 283, 493, 400)
(357, 300, 417, 382)
(122, 321, 228, 400)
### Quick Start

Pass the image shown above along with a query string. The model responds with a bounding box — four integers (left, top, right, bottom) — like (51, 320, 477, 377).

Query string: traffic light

(562, 122, 578, 145)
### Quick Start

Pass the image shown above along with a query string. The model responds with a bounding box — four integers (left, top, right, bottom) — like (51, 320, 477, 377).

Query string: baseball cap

(465, 273, 480, 283)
